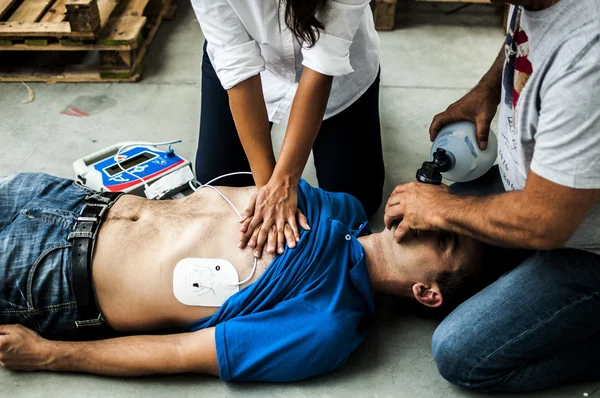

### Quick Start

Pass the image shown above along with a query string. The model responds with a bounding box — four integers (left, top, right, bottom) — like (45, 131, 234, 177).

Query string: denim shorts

(0, 173, 114, 340)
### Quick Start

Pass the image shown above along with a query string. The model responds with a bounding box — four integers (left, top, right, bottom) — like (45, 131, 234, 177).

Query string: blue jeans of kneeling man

(432, 166, 600, 391)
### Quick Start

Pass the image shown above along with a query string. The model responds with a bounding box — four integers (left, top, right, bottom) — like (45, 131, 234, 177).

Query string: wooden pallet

(0, 0, 121, 39)
(372, 0, 397, 31)
(372, 0, 505, 31)
(0, 0, 173, 82)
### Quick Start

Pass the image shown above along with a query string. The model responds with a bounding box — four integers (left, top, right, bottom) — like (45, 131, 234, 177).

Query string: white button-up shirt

(191, 0, 380, 123)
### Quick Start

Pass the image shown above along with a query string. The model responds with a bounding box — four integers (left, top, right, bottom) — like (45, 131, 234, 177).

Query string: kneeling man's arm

(386, 175, 599, 250)
(0, 324, 219, 377)
(439, 173, 599, 250)
(387, 55, 600, 250)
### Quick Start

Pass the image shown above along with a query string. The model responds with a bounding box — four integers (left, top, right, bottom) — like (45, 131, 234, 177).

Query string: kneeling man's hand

(384, 182, 451, 242)
(0, 324, 52, 371)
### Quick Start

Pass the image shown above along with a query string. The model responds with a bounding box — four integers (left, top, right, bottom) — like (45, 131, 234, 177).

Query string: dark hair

(435, 265, 473, 306)
(436, 243, 508, 309)
(281, 0, 329, 47)
(439, 244, 533, 306)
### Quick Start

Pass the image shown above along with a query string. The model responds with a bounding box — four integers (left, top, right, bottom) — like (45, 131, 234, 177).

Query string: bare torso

(92, 186, 274, 332)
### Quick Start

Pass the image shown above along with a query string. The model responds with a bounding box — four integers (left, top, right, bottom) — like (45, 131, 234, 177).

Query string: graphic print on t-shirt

(499, 7, 533, 191)
(503, 7, 533, 117)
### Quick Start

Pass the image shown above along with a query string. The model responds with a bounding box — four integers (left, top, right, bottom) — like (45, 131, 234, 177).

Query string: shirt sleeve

(190, 0, 265, 90)
(297, 180, 368, 232)
(531, 44, 600, 189)
(301, 0, 371, 76)
(214, 299, 353, 382)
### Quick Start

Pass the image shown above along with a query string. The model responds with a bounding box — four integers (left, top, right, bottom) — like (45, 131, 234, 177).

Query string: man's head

(360, 227, 483, 309)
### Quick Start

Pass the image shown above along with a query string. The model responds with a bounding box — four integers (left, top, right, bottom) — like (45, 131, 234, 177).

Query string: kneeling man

(0, 173, 481, 381)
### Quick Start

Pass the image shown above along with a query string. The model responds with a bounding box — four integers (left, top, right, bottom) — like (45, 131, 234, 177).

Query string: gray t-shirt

(498, 1, 600, 254)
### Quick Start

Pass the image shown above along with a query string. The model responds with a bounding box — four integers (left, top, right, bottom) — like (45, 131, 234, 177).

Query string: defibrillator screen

(104, 152, 156, 176)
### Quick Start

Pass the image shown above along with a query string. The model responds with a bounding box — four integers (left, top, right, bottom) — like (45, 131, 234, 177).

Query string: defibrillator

(73, 141, 194, 199)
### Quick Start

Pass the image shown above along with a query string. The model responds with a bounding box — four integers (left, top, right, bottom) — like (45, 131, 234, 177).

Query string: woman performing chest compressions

(191, 0, 384, 259)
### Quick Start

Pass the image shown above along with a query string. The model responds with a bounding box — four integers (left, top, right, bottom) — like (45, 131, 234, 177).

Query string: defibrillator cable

(114, 142, 256, 286)
(188, 172, 257, 286)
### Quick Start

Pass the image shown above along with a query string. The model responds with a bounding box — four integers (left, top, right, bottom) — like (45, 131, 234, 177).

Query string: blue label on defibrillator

(94, 146, 186, 192)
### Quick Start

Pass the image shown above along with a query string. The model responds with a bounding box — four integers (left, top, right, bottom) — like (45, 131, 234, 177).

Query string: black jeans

(196, 42, 385, 218)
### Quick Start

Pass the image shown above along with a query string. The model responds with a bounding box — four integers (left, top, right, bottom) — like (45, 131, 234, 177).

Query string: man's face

(382, 228, 481, 283)
(378, 228, 482, 307)
(388, 228, 480, 281)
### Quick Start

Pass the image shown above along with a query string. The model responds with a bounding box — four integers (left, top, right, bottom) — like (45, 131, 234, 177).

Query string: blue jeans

(433, 166, 600, 391)
(0, 173, 112, 340)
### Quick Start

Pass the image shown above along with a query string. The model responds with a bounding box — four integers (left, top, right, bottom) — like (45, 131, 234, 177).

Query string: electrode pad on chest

(173, 258, 240, 307)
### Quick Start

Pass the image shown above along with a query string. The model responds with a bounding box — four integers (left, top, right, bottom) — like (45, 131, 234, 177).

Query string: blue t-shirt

(186, 180, 375, 382)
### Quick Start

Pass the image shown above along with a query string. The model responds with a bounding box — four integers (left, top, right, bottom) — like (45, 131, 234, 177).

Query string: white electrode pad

(173, 258, 240, 307)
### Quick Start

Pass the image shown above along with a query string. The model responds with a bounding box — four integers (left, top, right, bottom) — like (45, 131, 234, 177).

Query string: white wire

(188, 172, 258, 286)
(203, 171, 253, 187)
(113, 142, 256, 285)
(205, 185, 243, 220)
(188, 172, 253, 221)
(114, 140, 182, 190)
(236, 258, 258, 285)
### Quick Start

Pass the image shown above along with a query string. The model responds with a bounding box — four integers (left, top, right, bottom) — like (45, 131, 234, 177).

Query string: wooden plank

(120, 0, 149, 16)
(98, 15, 144, 44)
(373, 0, 397, 31)
(40, 0, 68, 22)
(0, 64, 141, 82)
(163, 2, 175, 20)
(0, 0, 19, 20)
(99, 48, 134, 70)
(65, 0, 120, 30)
(9, 0, 55, 22)
(97, 0, 118, 25)
(0, 21, 71, 35)
(66, 0, 100, 32)
(1, 40, 132, 49)
(125, 0, 169, 75)
(0, 0, 172, 83)
(0, 73, 141, 82)
(25, 37, 47, 44)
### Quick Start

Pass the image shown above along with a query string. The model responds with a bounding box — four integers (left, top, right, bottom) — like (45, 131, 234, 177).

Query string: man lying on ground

(0, 173, 481, 381)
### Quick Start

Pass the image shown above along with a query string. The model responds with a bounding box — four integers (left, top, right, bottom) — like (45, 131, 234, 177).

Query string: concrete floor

(0, 2, 596, 397)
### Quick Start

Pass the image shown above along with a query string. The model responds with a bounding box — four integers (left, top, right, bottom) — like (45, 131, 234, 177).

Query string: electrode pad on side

(173, 258, 240, 307)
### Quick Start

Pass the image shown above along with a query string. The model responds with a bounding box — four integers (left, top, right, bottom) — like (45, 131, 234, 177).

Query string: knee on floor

(432, 322, 498, 391)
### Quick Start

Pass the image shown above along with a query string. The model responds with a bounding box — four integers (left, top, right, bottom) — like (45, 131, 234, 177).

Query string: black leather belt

(67, 190, 123, 321)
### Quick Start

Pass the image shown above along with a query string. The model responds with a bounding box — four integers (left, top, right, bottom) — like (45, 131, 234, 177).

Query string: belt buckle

(82, 203, 109, 218)
(77, 216, 98, 223)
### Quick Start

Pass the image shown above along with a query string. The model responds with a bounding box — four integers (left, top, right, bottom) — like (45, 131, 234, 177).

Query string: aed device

(173, 258, 240, 307)
(73, 142, 194, 199)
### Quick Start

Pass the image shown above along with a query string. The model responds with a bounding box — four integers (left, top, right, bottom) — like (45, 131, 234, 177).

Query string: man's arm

(476, 46, 504, 98)
(0, 324, 219, 377)
(385, 171, 599, 250)
(439, 172, 599, 249)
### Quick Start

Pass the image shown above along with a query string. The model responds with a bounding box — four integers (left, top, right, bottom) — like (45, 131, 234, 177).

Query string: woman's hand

(239, 178, 310, 258)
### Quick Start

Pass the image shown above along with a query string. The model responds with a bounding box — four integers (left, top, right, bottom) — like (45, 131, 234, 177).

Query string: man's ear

(411, 282, 443, 308)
